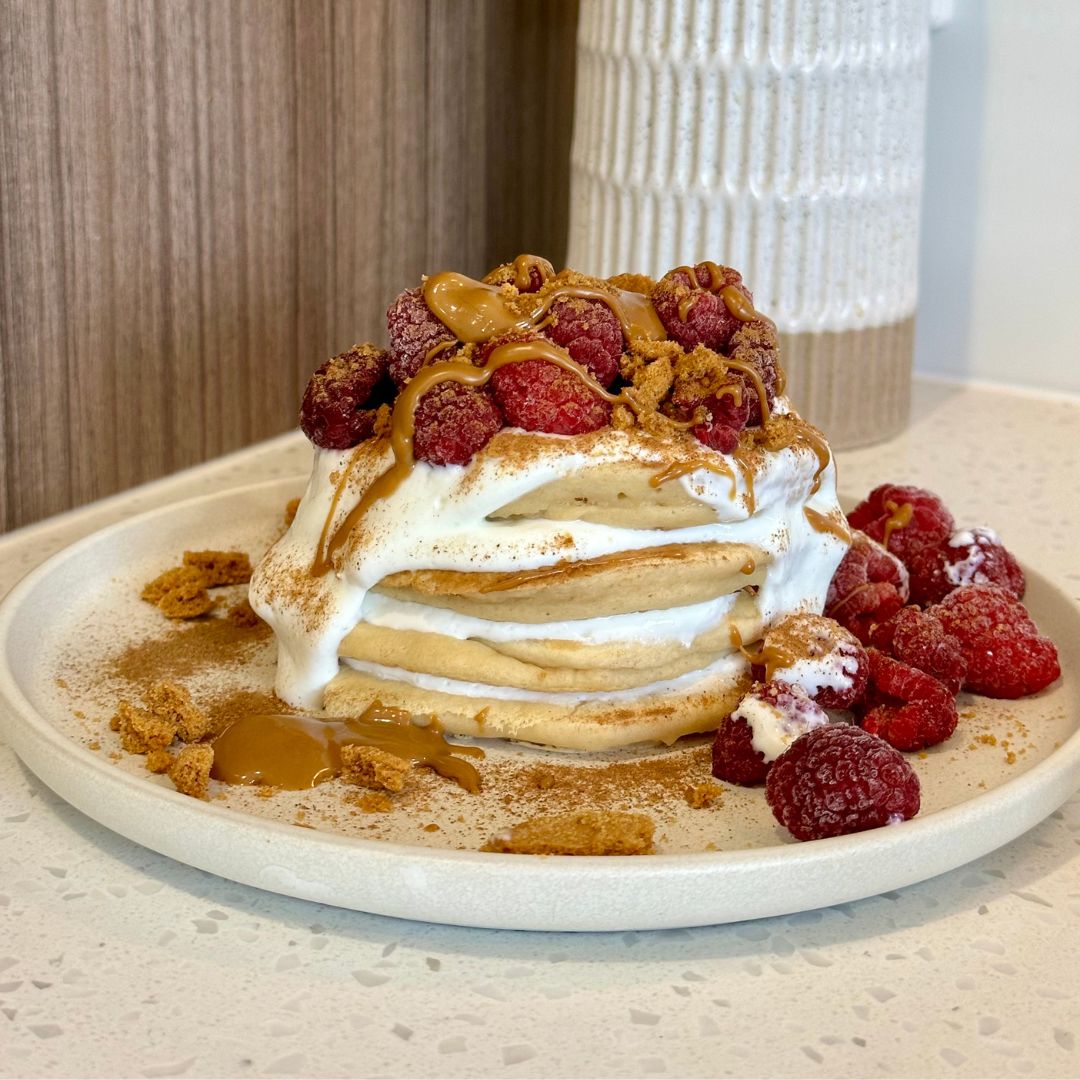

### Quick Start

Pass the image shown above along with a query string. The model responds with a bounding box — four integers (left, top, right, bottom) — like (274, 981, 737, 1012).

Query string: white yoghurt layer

(250, 409, 849, 710)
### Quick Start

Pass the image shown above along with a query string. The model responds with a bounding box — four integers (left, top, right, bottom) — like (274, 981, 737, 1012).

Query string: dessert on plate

(250, 255, 851, 750)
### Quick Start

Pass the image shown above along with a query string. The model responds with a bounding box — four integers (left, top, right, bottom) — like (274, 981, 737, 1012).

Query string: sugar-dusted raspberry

(712, 680, 830, 786)
(930, 585, 1061, 699)
(761, 613, 869, 710)
(652, 263, 753, 353)
(825, 530, 911, 643)
(868, 606, 967, 694)
(386, 287, 456, 388)
(691, 387, 751, 453)
(860, 648, 958, 751)
(488, 338, 612, 435)
(906, 526, 1025, 606)
(412, 382, 502, 466)
(847, 484, 955, 563)
(766, 724, 920, 841)
(541, 298, 623, 388)
(711, 715, 769, 786)
(299, 345, 389, 450)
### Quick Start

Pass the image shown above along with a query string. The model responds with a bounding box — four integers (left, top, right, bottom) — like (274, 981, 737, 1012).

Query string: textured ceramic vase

(566, 0, 933, 447)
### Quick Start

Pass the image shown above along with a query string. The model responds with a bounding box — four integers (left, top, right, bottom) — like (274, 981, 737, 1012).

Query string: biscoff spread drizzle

(673, 261, 762, 323)
(211, 700, 484, 792)
(882, 499, 914, 548)
(312, 260, 799, 576)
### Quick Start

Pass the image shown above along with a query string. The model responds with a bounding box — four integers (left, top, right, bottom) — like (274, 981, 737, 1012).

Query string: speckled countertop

(1, 377, 1079, 1079)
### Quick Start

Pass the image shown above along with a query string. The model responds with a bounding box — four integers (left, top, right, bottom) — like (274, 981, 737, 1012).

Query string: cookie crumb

(145, 748, 173, 774)
(112, 701, 177, 754)
(225, 599, 263, 628)
(684, 781, 724, 809)
(143, 680, 214, 742)
(482, 810, 654, 855)
(168, 744, 214, 799)
(340, 744, 412, 792)
(183, 550, 252, 587)
(142, 566, 214, 619)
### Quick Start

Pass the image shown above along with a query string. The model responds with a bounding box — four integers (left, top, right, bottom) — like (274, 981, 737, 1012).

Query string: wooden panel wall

(0, 0, 578, 532)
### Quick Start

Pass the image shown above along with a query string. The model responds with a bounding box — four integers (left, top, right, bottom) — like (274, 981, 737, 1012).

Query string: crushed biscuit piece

(225, 598, 263, 628)
(349, 791, 394, 813)
(183, 550, 252, 587)
(607, 271, 655, 294)
(144, 680, 214, 742)
(141, 565, 213, 618)
(284, 497, 301, 526)
(482, 810, 654, 856)
(145, 749, 173, 774)
(168, 744, 214, 799)
(684, 781, 724, 809)
(340, 744, 412, 793)
(113, 701, 177, 754)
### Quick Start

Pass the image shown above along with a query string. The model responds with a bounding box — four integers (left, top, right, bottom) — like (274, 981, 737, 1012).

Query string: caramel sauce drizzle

(211, 701, 484, 793)
(672, 262, 762, 323)
(803, 506, 852, 544)
(882, 500, 914, 549)
(511, 254, 554, 292)
(648, 458, 737, 499)
(476, 544, 691, 594)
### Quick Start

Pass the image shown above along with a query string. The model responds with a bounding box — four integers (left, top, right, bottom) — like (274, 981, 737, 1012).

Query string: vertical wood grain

(0, 0, 580, 532)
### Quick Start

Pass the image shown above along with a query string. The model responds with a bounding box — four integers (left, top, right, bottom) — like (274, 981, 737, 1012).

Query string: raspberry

(652, 263, 753, 353)
(412, 382, 502, 466)
(299, 345, 389, 450)
(825, 530, 911, 643)
(691, 388, 751, 453)
(386, 288, 456, 388)
(860, 649, 958, 751)
(766, 725, 921, 841)
(488, 338, 612, 435)
(542, 298, 623, 387)
(761, 613, 869, 710)
(930, 585, 1061, 699)
(906, 527, 1025, 606)
(483, 256, 554, 293)
(847, 484, 954, 563)
(711, 716, 769, 786)
(712, 681, 830, 786)
(868, 606, 967, 694)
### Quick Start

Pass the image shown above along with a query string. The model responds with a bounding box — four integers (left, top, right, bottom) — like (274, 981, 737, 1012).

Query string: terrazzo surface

(1, 379, 1079, 1079)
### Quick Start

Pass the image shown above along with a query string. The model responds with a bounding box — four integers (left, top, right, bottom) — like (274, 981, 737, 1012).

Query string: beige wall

(0, 0, 578, 531)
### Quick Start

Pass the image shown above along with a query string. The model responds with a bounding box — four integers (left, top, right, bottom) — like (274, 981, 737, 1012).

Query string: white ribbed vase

(566, 0, 932, 447)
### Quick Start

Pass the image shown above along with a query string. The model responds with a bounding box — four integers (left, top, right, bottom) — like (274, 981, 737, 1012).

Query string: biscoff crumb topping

(168, 744, 214, 800)
(340, 744, 412, 793)
(684, 781, 725, 809)
(481, 810, 655, 855)
(141, 550, 254, 620)
(225, 599, 263, 628)
(143, 680, 214, 742)
(111, 700, 177, 754)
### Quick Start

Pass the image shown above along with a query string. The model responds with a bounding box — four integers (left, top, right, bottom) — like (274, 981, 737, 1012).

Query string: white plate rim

(1, 477, 1078, 932)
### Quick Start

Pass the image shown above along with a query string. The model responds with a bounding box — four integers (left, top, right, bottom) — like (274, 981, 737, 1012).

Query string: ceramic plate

(1, 477, 1078, 931)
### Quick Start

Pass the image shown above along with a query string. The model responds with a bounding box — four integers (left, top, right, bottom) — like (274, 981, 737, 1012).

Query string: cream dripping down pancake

(250, 256, 850, 750)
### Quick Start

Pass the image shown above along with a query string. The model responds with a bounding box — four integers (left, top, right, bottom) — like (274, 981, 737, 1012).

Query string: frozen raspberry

(542, 297, 623, 387)
(488, 337, 612, 435)
(930, 586, 1061, 699)
(906, 526, 1025, 606)
(299, 345, 388, 450)
(761, 613, 869, 710)
(868, 607, 967, 694)
(766, 725, 920, 841)
(712, 681, 830, 786)
(847, 484, 954, 563)
(825, 530, 911, 643)
(386, 287, 456, 388)
(652, 263, 753, 353)
(482, 256, 554, 293)
(711, 715, 769, 786)
(412, 382, 502, 466)
(860, 649, 958, 751)
(691, 387, 751, 453)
